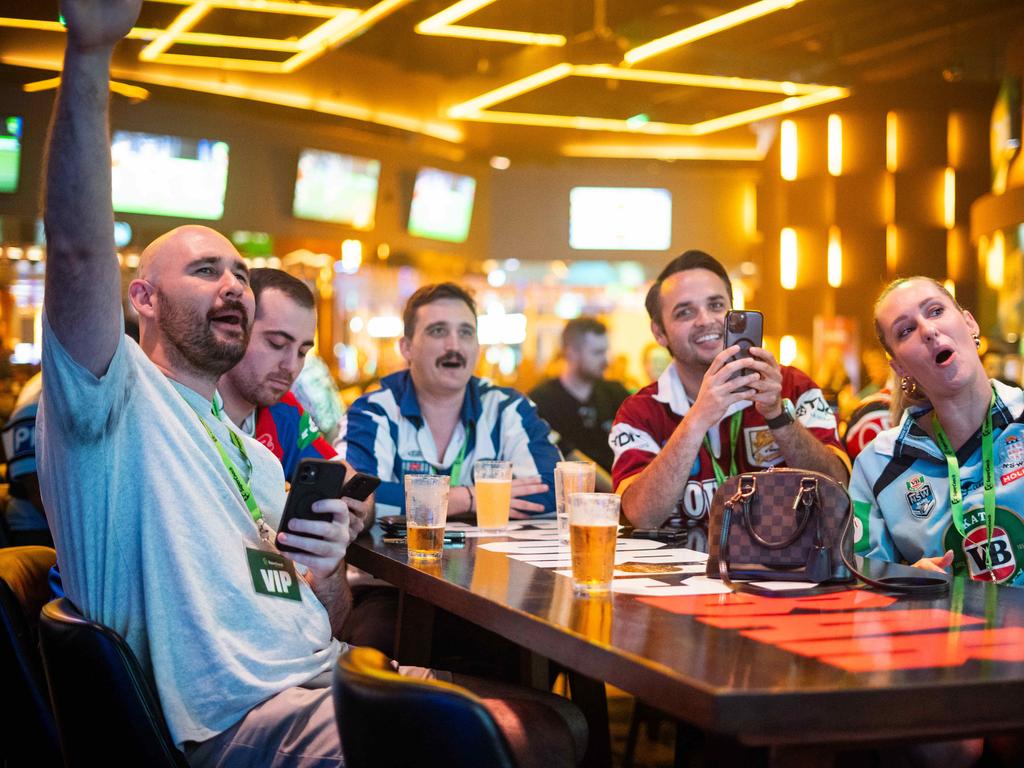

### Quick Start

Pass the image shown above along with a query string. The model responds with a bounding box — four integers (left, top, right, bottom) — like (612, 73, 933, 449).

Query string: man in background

(530, 317, 628, 490)
(219, 268, 338, 481)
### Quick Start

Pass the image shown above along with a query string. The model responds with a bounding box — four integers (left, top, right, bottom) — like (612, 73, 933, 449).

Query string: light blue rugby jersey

(849, 379, 1024, 586)
(336, 369, 561, 516)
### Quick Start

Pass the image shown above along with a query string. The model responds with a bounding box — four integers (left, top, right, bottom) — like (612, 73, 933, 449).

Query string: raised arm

(43, 0, 141, 376)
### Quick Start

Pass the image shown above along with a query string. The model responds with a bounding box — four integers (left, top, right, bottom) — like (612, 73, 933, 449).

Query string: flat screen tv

(293, 149, 380, 229)
(407, 167, 476, 243)
(111, 130, 230, 220)
(569, 186, 672, 251)
(0, 116, 22, 194)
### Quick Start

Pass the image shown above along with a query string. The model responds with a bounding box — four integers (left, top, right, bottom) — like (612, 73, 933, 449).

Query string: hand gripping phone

(276, 459, 347, 554)
(724, 310, 764, 380)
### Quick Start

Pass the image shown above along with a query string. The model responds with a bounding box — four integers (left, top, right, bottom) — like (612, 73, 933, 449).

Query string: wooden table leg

(567, 670, 612, 768)
(394, 589, 435, 667)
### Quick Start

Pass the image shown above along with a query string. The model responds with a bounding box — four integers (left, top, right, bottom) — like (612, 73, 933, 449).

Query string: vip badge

(905, 475, 935, 518)
(1001, 435, 1024, 486)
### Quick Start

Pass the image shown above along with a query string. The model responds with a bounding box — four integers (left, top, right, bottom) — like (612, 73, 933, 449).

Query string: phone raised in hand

(276, 459, 347, 554)
(723, 310, 764, 380)
(340, 471, 381, 502)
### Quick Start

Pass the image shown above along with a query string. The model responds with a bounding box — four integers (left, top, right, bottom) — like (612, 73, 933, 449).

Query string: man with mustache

(337, 282, 559, 521)
(219, 268, 340, 481)
(610, 251, 849, 547)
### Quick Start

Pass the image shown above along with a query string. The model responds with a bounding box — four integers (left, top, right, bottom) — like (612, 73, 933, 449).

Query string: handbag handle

(741, 476, 815, 549)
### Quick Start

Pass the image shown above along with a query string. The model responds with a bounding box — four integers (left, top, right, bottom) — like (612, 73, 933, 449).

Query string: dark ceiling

(0, 0, 1021, 160)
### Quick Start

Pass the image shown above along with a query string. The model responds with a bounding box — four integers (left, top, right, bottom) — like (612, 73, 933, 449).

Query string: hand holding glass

(405, 474, 450, 559)
(555, 461, 596, 545)
(568, 492, 620, 596)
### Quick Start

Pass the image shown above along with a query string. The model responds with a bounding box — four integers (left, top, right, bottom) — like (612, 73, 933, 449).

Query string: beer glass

(474, 460, 513, 533)
(555, 460, 596, 545)
(404, 474, 450, 559)
(568, 492, 620, 595)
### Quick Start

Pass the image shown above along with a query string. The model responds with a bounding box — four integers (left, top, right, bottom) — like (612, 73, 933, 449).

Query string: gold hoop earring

(900, 376, 920, 398)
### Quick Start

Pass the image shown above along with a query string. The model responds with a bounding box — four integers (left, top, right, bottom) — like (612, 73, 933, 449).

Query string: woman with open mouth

(849, 275, 1024, 587)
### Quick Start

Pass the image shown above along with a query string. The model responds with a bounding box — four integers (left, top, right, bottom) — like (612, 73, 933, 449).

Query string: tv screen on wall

(293, 149, 381, 229)
(111, 130, 230, 220)
(569, 186, 672, 251)
(0, 116, 23, 194)
(407, 167, 476, 243)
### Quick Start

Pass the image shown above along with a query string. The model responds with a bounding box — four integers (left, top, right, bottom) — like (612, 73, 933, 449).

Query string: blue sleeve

(335, 397, 403, 515)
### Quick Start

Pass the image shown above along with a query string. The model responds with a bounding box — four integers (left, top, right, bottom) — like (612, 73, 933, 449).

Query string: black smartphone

(340, 472, 381, 502)
(629, 527, 687, 544)
(724, 310, 764, 379)
(378, 514, 406, 535)
(276, 459, 347, 554)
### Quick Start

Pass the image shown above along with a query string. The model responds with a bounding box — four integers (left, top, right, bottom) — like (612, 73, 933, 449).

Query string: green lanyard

(702, 411, 743, 486)
(195, 397, 268, 541)
(449, 429, 470, 486)
(931, 389, 996, 572)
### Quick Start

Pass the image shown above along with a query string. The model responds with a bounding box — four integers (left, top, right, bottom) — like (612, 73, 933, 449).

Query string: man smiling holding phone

(611, 250, 850, 545)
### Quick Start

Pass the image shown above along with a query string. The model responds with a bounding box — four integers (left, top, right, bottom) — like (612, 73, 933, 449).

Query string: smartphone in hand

(724, 310, 764, 380)
(340, 471, 381, 502)
(276, 459, 347, 554)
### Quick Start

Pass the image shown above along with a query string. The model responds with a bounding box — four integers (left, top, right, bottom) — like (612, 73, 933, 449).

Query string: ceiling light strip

(454, 109, 700, 136)
(144, 53, 288, 72)
(416, 0, 566, 46)
(560, 143, 763, 161)
(153, 0, 343, 17)
(139, 2, 212, 61)
(624, 0, 806, 65)
(448, 63, 573, 116)
(283, 0, 411, 73)
(687, 86, 848, 134)
(573, 64, 820, 95)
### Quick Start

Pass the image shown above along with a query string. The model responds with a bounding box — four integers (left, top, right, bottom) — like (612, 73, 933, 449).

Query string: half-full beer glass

(405, 474, 450, 559)
(568, 492, 620, 596)
(555, 461, 596, 545)
(474, 460, 513, 533)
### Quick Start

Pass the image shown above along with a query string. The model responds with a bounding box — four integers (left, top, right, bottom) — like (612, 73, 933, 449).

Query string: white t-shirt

(37, 314, 340, 746)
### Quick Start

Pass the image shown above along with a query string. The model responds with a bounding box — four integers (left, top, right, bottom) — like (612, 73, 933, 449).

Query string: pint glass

(405, 474, 450, 559)
(568, 492, 620, 595)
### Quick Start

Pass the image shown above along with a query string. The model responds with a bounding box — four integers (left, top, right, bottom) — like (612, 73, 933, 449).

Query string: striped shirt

(335, 370, 561, 516)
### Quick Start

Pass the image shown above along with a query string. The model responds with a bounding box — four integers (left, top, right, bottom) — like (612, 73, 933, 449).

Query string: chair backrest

(333, 645, 519, 768)
(0, 545, 61, 767)
(38, 598, 189, 768)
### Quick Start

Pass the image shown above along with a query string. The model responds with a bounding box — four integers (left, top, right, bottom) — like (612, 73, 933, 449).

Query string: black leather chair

(38, 598, 188, 767)
(333, 645, 518, 768)
(0, 545, 61, 767)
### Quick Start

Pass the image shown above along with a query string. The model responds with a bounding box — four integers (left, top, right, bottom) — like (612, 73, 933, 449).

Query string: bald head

(139, 225, 239, 283)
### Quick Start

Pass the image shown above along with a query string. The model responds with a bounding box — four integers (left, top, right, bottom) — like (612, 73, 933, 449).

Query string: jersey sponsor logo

(793, 389, 837, 431)
(258, 433, 276, 452)
(744, 426, 782, 467)
(676, 478, 717, 521)
(905, 475, 935, 518)
(943, 507, 1024, 584)
(1001, 435, 1024, 485)
(609, 424, 660, 458)
(401, 460, 434, 475)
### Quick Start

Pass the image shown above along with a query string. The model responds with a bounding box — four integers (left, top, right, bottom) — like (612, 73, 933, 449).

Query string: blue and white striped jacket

(335, 370, 561, 517)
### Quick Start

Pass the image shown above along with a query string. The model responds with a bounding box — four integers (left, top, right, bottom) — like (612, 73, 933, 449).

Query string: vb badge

(905, 474, 935, 518)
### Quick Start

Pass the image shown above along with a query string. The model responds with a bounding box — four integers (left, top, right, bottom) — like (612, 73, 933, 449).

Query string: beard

(156, 289, 250, 378)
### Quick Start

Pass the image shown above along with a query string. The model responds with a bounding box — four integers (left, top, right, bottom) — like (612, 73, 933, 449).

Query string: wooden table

(348, 528, 1024, 763)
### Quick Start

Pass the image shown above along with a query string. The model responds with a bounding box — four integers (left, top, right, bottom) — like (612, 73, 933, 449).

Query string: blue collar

(385, 369, 482, 427)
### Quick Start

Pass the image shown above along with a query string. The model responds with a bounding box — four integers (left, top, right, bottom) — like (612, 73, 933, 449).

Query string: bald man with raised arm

(35, 3, 585, 766)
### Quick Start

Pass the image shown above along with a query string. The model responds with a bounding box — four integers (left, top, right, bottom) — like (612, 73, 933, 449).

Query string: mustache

(435, 351, 467, 368)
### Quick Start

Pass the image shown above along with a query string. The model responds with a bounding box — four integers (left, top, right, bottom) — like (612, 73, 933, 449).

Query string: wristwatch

(765, 398, 796, 430)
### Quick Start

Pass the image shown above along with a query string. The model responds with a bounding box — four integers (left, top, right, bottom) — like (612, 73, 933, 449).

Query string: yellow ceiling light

(416, 0, 566, 46)
(559, 142, 762, 161)
(624, 0, 806, 66)
(22, 76, 150, 100)
(448, 64, 848, 136)
(2, 1, 407, 74)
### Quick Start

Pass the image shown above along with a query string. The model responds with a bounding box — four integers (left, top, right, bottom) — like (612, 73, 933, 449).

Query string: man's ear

(128, 279, 156, 319)
(650, 319, 669, 350)
(398, 335, 412, 364)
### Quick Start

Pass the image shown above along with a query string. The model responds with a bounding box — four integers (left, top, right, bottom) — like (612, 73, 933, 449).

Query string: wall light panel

(780, 119, 797, 180)
(827, 226, 842, 287)
(780, 227, 797, 289)
(827, 113, 842, 176)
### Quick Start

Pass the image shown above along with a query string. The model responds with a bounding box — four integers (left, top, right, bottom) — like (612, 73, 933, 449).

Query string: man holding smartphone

(611, 250, 850, 547)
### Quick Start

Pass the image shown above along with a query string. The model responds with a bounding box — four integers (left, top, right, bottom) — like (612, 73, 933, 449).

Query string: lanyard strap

(932, 389, 996, 572)
(191, 399, 266, 536)
(702, 411, 743, 486)
(449, 427, 470, 486)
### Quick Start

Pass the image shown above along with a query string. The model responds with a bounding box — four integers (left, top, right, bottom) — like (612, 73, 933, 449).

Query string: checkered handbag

(706, 468, 854, 589)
